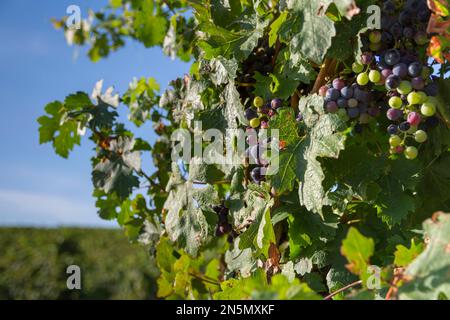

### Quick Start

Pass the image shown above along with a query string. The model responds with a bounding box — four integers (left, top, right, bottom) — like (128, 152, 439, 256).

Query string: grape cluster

(245, 96, 284, 183)
(237, 38, 275, 99)
(321, 0, 439, 160)
(375, 0, 431, 53)
(380, 56, 439, 159)
(212, 204, 236, 243)
(319, 76, 382, 126)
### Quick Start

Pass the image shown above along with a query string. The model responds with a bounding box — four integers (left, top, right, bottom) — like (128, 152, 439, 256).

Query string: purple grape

(407, 112, 422, 126)
(319, 85, 329, 97)
(408, 62, 423, 78)
(251, 167, 264, 183)
(347, 108, 360, 119)
(259, 103, 271, 115)
(368, 106, 380, 117)
(354, 88, 370, 103)
(383, 0, 395, 13)
(399, 121, 411, 132)
(326, 101, 338, 113)
(358, 102, 368, 114)
(403, 27, 414, 39)
(384, 49, 401, 66)
(341, 86, 353, 99)
(382, 69, 393, 79)
(385, 75, 401, 90)
(381, 32, 394, 45)
(390, 23, 403, 38)
(337, 98, 348, 108)
(271, 98, 282, 109)
(411, 77, 425, 90)
(245, 108, 258, 120)
(418, 10, 431, 23)
(424, 83, 438, 96)
(399, 11, 412, 26)
(387, 124, 398, 135)
(386, 108, 403, 121)
(333, 78, 345, 91)
(326, 88, 340, 101)
(393, 63, 408, 78)
(361, 52, 373, 65)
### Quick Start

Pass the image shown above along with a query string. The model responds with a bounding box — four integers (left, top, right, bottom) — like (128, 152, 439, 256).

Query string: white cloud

(0, 189, 116, 227)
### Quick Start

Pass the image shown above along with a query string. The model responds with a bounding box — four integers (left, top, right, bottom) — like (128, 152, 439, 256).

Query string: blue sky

(0, 1, 190, 227)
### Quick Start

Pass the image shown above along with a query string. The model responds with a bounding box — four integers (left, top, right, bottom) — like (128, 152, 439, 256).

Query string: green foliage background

(0, 228, 157, 300)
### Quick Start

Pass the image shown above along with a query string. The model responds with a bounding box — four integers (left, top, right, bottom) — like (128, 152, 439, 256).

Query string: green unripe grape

(369, 70, 381, 83)
(426, 96, 438, 106)
(253, 96, 264, 108)
(369, 31, 382, 43)
(417, 91, 428, 104)
(397, 81, 412, 95)
(389, 135, 402, 147)
(404, 146, 418, 160)
(421, 102, 436, 117)
(250, 118, 261, 128)
(369, 42, 381, 52)
(414, 130, 428, 143)
(352, 62, 364, 73)
(407, 92, 422, 105)
(389, 96, 403, 109)
(389, 147, 397, 155)
(357, 73, 369, 86)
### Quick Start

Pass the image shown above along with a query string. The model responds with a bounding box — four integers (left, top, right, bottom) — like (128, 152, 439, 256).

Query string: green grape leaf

(134, 0, 167, 47)
(341, 227, 375, 285)
(92, 136, 141, 200)
(225, 238, 256, 278)
(375, 176, 416, 226)
(210, 0, 243, 28)
(196, 10, 269, 61)
(164, 165, 219, 256)
(208, 57, 238, 86)
(122, 77, 160, 127)
(288, 208, 339, 259)
(38, 101, 82, 158)
(267, 96, 346, 217)
(398, 212, 450, 300)
(288, 1, 336, 64)
(394, 239, 425, 267)
(269, 11, 288, 47)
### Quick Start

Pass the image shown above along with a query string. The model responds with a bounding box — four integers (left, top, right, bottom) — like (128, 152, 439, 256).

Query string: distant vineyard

(0, 228, 158, 300)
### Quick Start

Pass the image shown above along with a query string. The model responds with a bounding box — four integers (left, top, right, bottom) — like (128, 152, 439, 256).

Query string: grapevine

(38, 0, 450, 300)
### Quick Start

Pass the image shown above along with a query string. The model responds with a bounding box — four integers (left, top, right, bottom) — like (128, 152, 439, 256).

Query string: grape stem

(271, 38, 281, 66)
(188, 272, 220, 286)
(323, 280, 363, 300)
(312, 58, 337, 93)
(236, 82, 255, 87)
